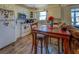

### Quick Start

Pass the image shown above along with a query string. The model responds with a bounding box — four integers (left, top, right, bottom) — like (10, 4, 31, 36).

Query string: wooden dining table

(32, 25, 71, 54)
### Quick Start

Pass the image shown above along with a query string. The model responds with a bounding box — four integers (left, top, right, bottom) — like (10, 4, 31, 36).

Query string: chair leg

(31, 33, 35, 53)
(45, 37, 49, 54)
(58, 38, 60, 54)
(40, 40, 43, 54)
(33, 33, 37, 54)
(31, 43, 33, 53)
(49, 36, 51, 44)
(61, 39, 64, 53)
(69, 38, 74, 54)
(31, 39, 34, 53)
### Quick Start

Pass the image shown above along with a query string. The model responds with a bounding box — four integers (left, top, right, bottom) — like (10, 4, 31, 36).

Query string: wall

(37, 4, 61, 18)
(62, 5, 71, 24)
(63, 5, 79, 25)
(47, 4, 61, 18)
(36, 4, 62, 25)
(36, 4, 79, 25)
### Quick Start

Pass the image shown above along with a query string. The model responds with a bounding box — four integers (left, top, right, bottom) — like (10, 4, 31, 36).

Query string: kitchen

(0, 4, 79, 54)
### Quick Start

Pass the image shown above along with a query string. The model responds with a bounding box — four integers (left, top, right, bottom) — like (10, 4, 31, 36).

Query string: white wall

(36, 4, 62, 25)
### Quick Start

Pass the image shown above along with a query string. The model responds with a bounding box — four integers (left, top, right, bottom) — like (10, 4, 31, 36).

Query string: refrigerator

(0, 20, 16, 48)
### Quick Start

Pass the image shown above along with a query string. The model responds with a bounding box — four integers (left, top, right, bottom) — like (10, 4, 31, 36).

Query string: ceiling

(23, 4, 71, 9)
(24, 4, 48, 8)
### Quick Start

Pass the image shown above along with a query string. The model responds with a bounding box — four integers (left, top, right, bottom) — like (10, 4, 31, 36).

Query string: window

(39, 11, 47, 20)
(71, 8, 79, 25)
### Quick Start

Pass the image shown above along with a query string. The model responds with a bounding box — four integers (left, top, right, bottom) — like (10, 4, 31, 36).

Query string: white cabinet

(21, 24, 31, 37)
(15, 20, 31, 39)
(0, 21, 16, 48)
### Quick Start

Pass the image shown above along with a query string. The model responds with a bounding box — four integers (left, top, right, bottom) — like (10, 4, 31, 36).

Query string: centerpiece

(48, 16, 54, 29)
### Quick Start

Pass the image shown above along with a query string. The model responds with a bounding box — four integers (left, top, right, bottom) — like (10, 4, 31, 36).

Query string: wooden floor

(0, 34, 62, 54)
(0, 34, 79, 54)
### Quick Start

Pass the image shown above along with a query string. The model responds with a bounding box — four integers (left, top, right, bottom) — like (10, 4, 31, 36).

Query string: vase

(49, 21, 53, 27)
(48, 21, 53, 29)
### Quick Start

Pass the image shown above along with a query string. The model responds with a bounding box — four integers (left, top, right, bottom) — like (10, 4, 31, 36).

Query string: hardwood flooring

(0, 34, 78, 54)
(0, 34, 61, 54)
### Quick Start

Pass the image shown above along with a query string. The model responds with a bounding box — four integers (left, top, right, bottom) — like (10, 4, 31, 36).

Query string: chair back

(30, 21, 38, 33)
(70, 29, 79, 39)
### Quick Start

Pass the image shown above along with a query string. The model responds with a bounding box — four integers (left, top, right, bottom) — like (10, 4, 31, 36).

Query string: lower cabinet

(21, 24, 31, 37)
(15, 22, 31, 39)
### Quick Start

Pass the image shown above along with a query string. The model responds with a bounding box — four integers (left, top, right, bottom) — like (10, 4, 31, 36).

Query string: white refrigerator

(0, 20, 16, 48)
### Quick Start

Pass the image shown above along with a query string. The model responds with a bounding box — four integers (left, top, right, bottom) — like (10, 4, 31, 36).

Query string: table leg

(63, 38, 70, 54)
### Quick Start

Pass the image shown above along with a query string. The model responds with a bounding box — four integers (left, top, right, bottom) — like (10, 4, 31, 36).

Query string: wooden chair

(69, 29, 79, 53)
(30, 22, 49, 54)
